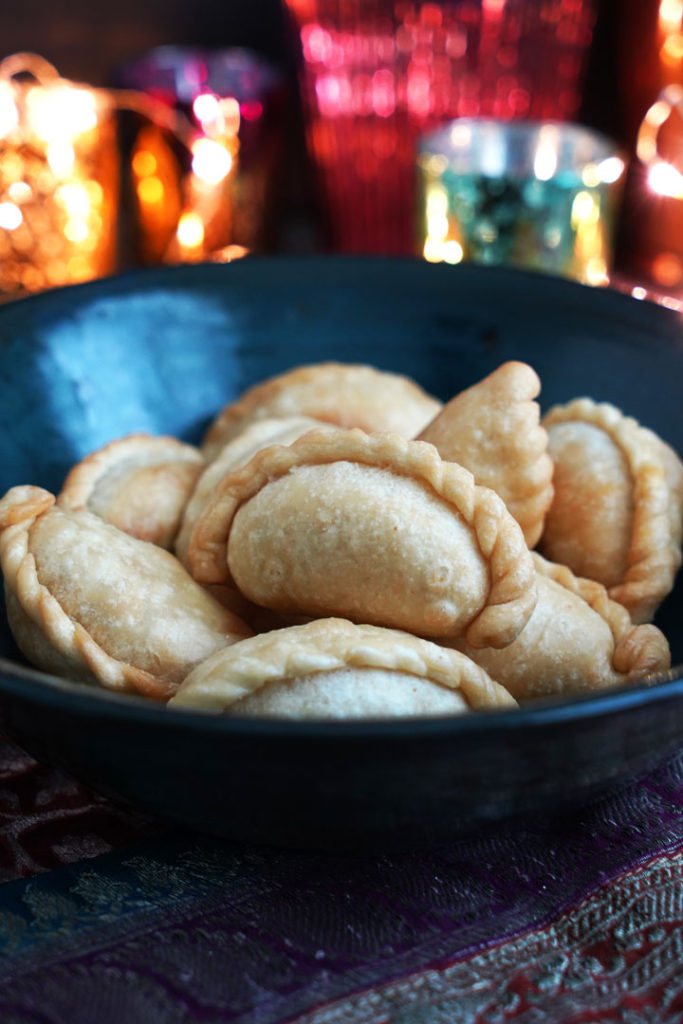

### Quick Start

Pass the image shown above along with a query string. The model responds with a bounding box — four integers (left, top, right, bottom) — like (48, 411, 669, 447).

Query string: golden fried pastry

(168, 618, 517, 717)
(417, 361, 554, 547)
(540, 398, 683, 623)
(201, 362, 442, 460)
(59, 433, 204, 550)
(175, 416, 327, 567)
(188, 428, 537, 648)
(448, 553, 671, 701)
(0, 486, 251, 699)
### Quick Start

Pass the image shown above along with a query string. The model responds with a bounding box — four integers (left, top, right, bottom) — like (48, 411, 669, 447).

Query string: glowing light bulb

(193, 93, 221, 125)
(596, 156, 625, 184)
(177, 211, 205, 249)
(659, 0, 683, 30)
(0, 202, 22, 230)
(27, 85, 98, 142)
(191, 138, 233, 185)
(442, 239, 464, 264)
(47, 140, 75, 177)
(648, 160, 683, 197)
(533, 127, 559, 181)
(572, 190, 598, 224)
(55, 183, 91, 217)
(63, 219, 89, 243)
(8, 181, 32, 203)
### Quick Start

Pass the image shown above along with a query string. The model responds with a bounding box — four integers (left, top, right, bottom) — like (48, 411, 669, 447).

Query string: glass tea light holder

(116, 47, 288, 264)
(416, 118, 626, 285)
(282, 0, 598, 255)
(0, 53, 120, 300)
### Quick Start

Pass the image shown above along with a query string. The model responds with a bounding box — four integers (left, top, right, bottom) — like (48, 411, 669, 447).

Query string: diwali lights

(621, 0, 683, 291)
(0, 54, 118, 298)
(118, 47, 287, 260)
(0, 50, 252, 299)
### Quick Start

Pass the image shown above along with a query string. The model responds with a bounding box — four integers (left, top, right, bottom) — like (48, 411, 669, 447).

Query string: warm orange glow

(25, 84, 98, 142)
(0, 83, 18, 138)
(659, 0, 683, 31)
(137, 176, 165, 204)
(176, 211, 205, 249)
(652, 250, 683, 285)
(132, 150, 157, 176)
(208, 243, 250, 263)
(0, 54, 118, 298)
(46, 140, 75, 177)
(55, 182, 91, 217)
(660, 32, 683, 65)
(63, 218, 89, 243)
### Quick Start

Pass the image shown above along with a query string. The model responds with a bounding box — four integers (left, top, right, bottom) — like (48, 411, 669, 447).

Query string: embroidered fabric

(1, 735, 683, 1023)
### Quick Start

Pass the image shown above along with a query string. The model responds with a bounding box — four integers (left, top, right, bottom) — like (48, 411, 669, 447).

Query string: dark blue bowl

(0, 257, 681, 850)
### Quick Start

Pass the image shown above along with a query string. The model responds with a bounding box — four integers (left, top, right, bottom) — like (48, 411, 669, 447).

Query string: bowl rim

(1, 654, 681, 739)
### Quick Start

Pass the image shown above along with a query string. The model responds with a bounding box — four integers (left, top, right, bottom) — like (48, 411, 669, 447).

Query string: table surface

(1, 731, 683, 1024)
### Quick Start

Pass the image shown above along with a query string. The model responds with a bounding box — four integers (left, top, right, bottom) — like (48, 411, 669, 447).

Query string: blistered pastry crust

(188, 427, 537, 649)
(59, 433, 204, 549)
(0, 485, 250, 699)
(201, 362, 442, 459)
(418, 361, 554, 547)
(175, 416, 325, 567)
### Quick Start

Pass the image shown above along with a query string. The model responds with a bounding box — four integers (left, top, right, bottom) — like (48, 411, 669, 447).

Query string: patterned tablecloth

(1, 733, 683, 1024)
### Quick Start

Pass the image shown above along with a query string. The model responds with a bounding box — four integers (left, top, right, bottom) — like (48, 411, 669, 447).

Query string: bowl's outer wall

(0, 258, 680, 848)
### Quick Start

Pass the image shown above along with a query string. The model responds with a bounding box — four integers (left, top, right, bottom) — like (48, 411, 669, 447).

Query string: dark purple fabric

(0, 747, 682, 1022)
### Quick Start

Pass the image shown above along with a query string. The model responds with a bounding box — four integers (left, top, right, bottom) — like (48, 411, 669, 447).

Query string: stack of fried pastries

(0, 360, 679, 719)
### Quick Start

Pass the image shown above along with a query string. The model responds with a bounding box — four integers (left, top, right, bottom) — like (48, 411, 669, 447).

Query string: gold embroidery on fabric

(289, 853, 683, 1024)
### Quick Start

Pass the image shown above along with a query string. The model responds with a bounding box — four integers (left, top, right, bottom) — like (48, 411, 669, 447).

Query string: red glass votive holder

(283, 0, 598, 254)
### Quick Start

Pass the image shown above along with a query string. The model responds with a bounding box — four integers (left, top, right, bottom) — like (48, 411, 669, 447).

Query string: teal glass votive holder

(416, 119, 626, 284)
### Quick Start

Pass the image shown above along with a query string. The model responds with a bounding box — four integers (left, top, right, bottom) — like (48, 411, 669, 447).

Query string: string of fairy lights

(0, 53, 244, 300)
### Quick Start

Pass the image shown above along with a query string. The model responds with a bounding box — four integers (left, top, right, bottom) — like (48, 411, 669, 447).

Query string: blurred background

(0, 0, 681, 302)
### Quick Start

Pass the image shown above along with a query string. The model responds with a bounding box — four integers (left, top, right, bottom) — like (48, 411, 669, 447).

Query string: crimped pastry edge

(542, 397, 681, 622)
(532, 551, 671, 679)
(0, 486, 171, 698)
(58, 433, 204, 510)
(188, 427, 538, 649)
(169, 617, 517, 712)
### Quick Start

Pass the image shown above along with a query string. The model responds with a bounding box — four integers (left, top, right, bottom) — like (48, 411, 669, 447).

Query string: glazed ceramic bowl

(0, 257, 680, 850)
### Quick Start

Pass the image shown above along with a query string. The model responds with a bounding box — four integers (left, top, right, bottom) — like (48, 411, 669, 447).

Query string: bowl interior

(0, 256, 680, 666)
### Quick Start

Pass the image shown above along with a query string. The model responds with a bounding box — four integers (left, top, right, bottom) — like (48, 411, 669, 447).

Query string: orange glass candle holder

(0, 53, 119, 299)
(117, 47, 288, 263)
